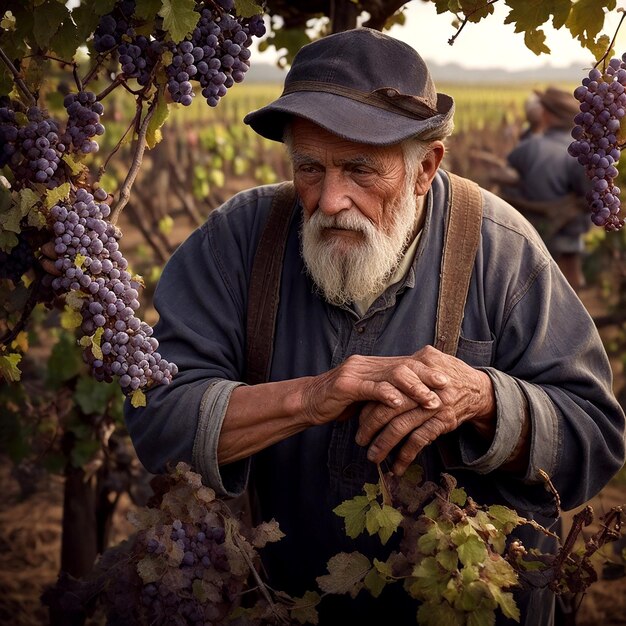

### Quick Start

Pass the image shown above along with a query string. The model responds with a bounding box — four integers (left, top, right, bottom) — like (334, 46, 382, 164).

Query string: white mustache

(307, 209, 374, 235)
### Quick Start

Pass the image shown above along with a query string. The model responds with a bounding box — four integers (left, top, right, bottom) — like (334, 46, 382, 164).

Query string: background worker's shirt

(125, 171, 625, 625)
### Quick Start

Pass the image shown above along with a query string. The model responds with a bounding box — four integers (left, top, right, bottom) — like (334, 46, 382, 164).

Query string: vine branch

(594, 8, 626, 71)
(448, 0, 500, 46)
(0, 46, 36, 107)
(109, 100, 156, 225)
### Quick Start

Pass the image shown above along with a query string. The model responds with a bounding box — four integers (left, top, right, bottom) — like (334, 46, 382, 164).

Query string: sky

(253, 1, 626, 72)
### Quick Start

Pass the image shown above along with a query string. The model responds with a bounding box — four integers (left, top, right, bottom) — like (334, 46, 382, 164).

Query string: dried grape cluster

(568, 57, 626, 231)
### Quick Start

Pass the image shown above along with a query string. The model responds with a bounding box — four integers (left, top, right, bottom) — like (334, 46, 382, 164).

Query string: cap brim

(244, 92, 454, 146)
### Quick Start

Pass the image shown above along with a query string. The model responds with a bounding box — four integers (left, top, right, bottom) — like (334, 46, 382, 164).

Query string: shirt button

(356, 326, 365, 333)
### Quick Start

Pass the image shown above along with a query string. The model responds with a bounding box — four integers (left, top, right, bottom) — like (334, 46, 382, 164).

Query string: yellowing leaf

(17, 188, 39, 215)
(66, 289, 88, 310)
(0, 353, 22, 381)
(251, 519, 285, 548)
(158, 215, 174, 235)
(333, 495, 370, 539)
(10, 331, 28, 352)
(75, 253, 87, 269)
(45, 183, 70, 209)
(131, 388, 147, 407)
(91, 327, 104, 360)
(61, 305, 83, 329)
(146, 93, 170, 149)
(290, 590, 321, 625)
(137, 555, 165, 583)
(62, 153, 87, 176)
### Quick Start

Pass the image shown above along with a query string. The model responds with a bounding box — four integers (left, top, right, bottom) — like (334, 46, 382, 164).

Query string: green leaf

(488, 504, 524, 534)
(0, 201, 23, 233)
(62, 154, 87, 177)
(459, 0, 495, 22)
(147, 92, 170, 148)
(456, 534, 488, 567)
(364, 566, 388, 598)
(417, 602, 464, 626)
(33, 0, 70, 50)
(487, 584, 520, 621)
(91, 326, 104, 360)
(234, 0, 263, 18)
(316, 552, 370, 598)
(61, 305, 82, 330)
(47, 331, 81, 386)
(45, 183, 70, 209)
(158, 0, 199, 43)
(18, 188, 39, 215)
(135, 0, 163, 20)
(290, 590, 321, 625)
(436, 548, 459, 572)
(408, 556, 449, 601)
(450, 487, 467, 506)
(374, 504, 403, 545)
(74, 376, 118, 414)
(483, 555, 519, 588)
(333, 495, 370, 539)
(467, 607, 497, 626)
(363, 481, 380, 500)
(0, 353, 22, 382)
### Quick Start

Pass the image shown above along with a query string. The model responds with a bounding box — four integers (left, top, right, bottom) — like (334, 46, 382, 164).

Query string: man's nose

(318, 171, 351, 216)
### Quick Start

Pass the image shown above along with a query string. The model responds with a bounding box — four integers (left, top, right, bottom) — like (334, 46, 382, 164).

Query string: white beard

(300, 180, 419, 307)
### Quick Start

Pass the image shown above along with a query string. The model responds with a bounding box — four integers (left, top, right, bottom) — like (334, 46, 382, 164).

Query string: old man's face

(291, 118, 419, 306)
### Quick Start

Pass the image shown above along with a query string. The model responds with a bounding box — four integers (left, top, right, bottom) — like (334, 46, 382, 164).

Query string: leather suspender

(244, 171, 483, 383)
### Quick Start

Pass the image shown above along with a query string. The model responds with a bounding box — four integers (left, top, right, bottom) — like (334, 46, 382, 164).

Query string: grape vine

(0, 0, 266, 403)
(43, 462, 625, 625)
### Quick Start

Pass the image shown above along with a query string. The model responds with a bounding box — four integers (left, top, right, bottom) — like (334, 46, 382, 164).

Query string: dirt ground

(0, 289, 625, 626)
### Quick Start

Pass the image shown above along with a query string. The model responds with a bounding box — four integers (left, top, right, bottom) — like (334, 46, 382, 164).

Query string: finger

(356, 397, 417, 446)
(339, 376, 405, 409)
(391, 416, 450, 475)
(364, 407, 433, 464)
(388, 364, 441, 408)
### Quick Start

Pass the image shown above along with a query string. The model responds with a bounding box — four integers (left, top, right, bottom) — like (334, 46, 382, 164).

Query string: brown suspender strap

(245, 172, 483, 384)
(434, 172, 483, 356)
(245, 181, 297, 385)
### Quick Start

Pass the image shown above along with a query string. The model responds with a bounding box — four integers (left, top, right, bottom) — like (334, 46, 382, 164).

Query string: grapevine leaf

(0, 203, 22, 233)
(62, 154, 87, 177)
(374, 504, 403, 545)
(524, 28, 551, 55)
(60, 305, 83, 330)
(66, 289, 88, 311)
(333, 495, 370, 539)
(487, 504, 524, 534)
(49, 17, 81, 61)
(158, 0, 199, 43)
(487, 584, 520, 621)
(290, 590, 321, 625)
(91, 327, 104, 360)
(250, 518, 285, 548)
(135, 0, 163, 20)
(316, 552, 371, 598)
(459, 0, 495, 22)
(408, 556, 449, 601)
(565, 0, 615, 49)
(33, 0, 70, 50)
(45, 182, 70, 209)
(483, 555, 519, 588)
(75, 254, 87, 270)
(74, 376, 118, 414)
(234, 0, 263, 18)
(436, 548, 459, 572)
(137, 555, 166, 583)
(17, 188, 39, 215)
(417, 521, 441, 555)
(467, 607, 497, 626)
(131, 389, 147, 407)
(503, 0, 568, 33)
(0, 353, 22, 382)
(146, 92, 171, 148)
(27, 208, 46, 228)
(47, 332, 81, 386)
(10, 331, 29, 353)
(364, 566, 388, 598)
(363, 481, 380, 500)
(588, 34, 613, 64)
(450, 487, 467, 506)
(456, 534, 488, 567)
(417, 602, 464, 626)
(71, 0, 117, 43)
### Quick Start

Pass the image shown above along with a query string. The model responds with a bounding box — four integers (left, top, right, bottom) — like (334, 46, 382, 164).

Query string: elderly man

(125, 28, 625, 625)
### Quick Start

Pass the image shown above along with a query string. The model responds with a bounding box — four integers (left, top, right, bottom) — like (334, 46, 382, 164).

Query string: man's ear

(415, 141, 445, 196)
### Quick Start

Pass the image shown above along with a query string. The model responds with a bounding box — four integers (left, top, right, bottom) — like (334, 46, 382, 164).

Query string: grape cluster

(0, 105, 66, 187)
(93, 1, 136, 53)
(164, 4, 265, 107)
(568, 58, 626, 231)
(140, 519, 233, 625)
(62, 91, 105, 154)
(0, 234, 36, 283)
(48, 187, 177, 393)
(119, 36, 163, 86)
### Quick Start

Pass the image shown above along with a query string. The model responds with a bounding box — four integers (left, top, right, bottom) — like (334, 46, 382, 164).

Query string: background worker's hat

(244, 27, 455, 146)
(535, 86, 580, 127)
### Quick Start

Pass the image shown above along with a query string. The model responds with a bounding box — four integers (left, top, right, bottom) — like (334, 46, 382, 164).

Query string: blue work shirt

(125, 171, 625, 625)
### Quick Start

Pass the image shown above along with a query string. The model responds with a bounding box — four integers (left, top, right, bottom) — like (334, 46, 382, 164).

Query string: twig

(0, 272, 43, 346)
(96, 75, 125, 101)
(109, 101, 156, 225)
(0, 46, 36, 106)
(538, 468, 561, 518)
(448, 0, 500, 46)
(99, 109, 141, 175)
(594, 9, 626, 71)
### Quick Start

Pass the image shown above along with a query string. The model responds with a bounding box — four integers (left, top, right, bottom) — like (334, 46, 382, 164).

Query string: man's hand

(354, 345, 496, 475)
(301, 353, 450, 426)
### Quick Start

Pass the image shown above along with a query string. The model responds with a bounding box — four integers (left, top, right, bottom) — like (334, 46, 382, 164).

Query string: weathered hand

(301, 353, 450, 427)
(355, 345, 495, 475)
